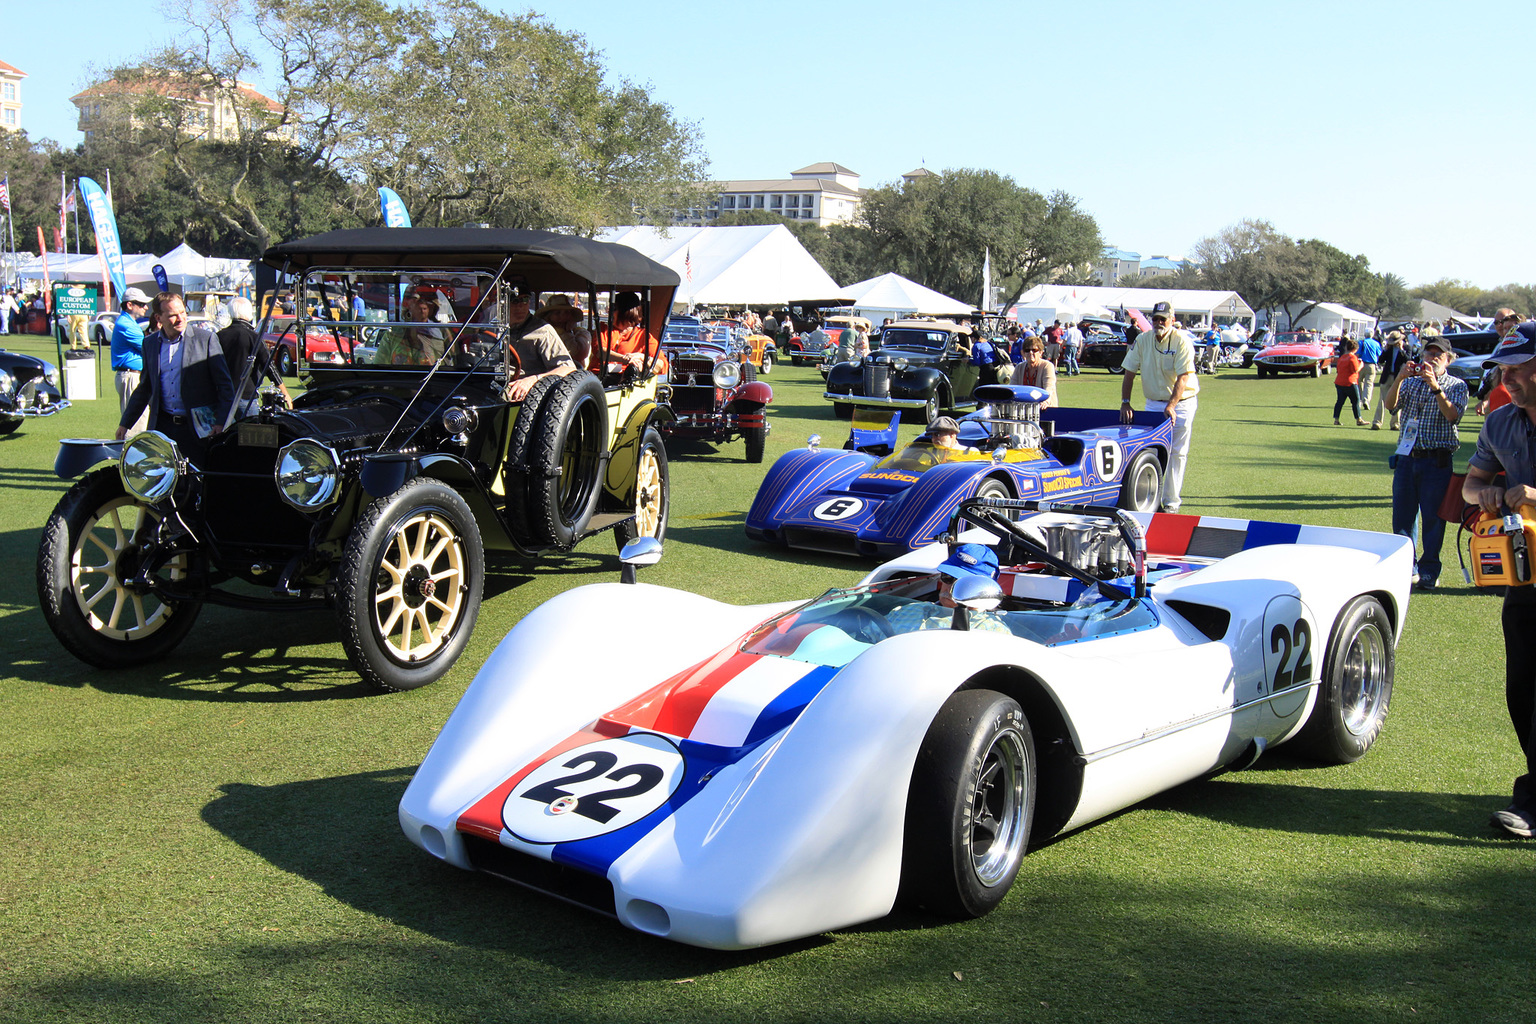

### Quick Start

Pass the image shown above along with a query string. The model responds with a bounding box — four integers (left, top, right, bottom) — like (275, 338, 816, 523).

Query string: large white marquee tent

(597, 225, 844, 308)
(840, 272, 972, 323)
(11, 242, 252, 299)
(1009, 284, 1255, 327)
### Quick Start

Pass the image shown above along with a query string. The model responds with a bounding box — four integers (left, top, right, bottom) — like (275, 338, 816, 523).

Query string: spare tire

(503, 372, 569, 543)
(509, 371, 608, 550)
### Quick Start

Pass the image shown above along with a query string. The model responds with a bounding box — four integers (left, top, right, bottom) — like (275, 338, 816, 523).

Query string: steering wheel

(830, 607, 894, 644)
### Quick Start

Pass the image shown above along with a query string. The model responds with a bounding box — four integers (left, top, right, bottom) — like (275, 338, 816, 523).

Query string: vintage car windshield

(741, 573, 1158, 668)
(880, 328, 950, 352)
(291, 268, 511, 374)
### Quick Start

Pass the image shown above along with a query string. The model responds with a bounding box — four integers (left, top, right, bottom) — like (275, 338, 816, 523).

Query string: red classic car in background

(660, 316, 772, 462)
(1253, 331, 1335, 378)
(261, 317, 345, 374)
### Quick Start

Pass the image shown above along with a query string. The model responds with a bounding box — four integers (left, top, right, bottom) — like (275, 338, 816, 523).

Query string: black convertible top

(263, 228, 680, 289)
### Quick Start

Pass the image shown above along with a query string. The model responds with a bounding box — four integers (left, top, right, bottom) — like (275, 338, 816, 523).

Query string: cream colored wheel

(337, 480, 484, 691)
(37, 469, 202, 668)
(372, 510, 467, 660)
(615, 425, 670, 551)
(71, 497, 189, 641)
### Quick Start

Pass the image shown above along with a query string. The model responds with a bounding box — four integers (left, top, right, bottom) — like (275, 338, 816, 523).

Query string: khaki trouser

(116, 370, 149, 435)
(1358, 362, 1379, 409)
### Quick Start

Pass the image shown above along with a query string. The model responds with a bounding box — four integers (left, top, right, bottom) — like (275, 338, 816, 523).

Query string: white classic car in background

(399, 498, 1411, 949)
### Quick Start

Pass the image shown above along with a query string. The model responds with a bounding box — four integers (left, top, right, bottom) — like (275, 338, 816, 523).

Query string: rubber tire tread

(335, 479, 484, 692)
(743, 424, 767, 464)
(520, 371, 608, 550)
(35, 469, 202, 668)
(502, 372, 568, 546)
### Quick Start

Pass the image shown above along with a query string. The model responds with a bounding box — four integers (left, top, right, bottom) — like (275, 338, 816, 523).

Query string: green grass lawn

(1, 339, 1527, 1023)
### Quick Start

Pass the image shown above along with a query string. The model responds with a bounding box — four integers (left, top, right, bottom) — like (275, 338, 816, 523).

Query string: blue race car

(745, 384, 1171, 558)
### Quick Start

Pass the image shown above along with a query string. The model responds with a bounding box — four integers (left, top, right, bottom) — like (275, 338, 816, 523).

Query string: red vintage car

(261, 317, 346, 375)
(1253, 331, 1335, 378)
(660, 317, 772, 462)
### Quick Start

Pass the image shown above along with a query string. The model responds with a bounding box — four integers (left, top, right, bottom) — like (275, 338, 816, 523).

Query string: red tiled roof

(0, 59, 25, 77)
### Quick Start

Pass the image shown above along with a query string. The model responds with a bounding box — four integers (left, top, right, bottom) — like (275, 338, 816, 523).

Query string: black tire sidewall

(1295, 596, 1393, 763)
(516, 372, 608, 550)
(1117, 449, 1163, 512)
(902, 689, 1034, 918)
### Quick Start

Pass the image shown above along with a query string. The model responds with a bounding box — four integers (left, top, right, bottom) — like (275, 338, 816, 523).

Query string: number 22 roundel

(1261, 595, 1315, 717)
(502, 733, 685, 845)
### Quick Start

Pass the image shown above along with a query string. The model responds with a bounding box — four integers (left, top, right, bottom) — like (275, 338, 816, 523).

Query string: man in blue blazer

(116, 292, 236, 458)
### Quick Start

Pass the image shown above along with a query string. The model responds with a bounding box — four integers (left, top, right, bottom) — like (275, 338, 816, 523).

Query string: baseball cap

(1484, 322, 1536, 368)
(1421, 334, 1454, 355)
(938, 542, 1000, 582)
(122, 286, 152, 305)
(1151, 301, 1173, 320)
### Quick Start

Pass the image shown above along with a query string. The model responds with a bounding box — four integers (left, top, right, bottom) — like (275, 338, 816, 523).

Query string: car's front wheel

(901, 689, 1035, 918)
(1293, 596, 1393, 763)
(335, 480, 484, 692)
(614, 425, 670, 551)
(36, 469, 202, 667)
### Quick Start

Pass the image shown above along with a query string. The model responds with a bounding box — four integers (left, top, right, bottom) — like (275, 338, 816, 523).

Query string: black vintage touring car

(37, 228, 677, 691)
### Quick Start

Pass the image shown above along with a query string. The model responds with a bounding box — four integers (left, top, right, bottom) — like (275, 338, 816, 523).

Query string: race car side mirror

(950, 576, 1004, 630)
(618, 536, 663, 585)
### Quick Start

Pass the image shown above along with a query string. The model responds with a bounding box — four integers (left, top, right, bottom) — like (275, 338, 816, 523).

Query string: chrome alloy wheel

(969, 726, 1029, 887)
(1339, 620, 1389, 737)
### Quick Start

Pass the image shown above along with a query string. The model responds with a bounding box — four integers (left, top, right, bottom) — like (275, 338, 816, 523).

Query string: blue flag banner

(78, 177, 127, 299)
(152, 264, 169, 292)
(379, 187, 411, 228)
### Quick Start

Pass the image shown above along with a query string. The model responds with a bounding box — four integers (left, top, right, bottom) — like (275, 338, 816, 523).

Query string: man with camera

(1384, 330, 1467, 590)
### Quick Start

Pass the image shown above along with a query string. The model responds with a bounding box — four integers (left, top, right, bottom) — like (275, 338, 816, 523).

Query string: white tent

(13, 245, 252, 304)
(840, 272, 972, 324)
(1010, 284, 1255, 327)
(1278, 301, 1376, 338)
(596, 225, 843, 308)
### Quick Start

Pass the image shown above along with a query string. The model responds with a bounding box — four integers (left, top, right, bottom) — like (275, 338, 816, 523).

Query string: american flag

(0, 175, 9, 212)
(685, 247, 692, 284)
(63, 187, 77, 213)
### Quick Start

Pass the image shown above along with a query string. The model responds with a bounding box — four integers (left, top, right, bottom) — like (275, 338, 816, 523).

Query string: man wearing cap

(1119, 300, 1198, 512)
(1384, 329, 1467, 590)
(885, 543, 1011, 634)
(111, 287, 154, 433)
(1462, 323, 1536, 837)
(538, 294, 590, 365)
(927, 416, 976, 453)
(502, 280, 576, 403)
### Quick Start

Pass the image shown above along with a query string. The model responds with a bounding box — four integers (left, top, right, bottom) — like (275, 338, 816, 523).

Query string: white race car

(399, 498, 1412, 949)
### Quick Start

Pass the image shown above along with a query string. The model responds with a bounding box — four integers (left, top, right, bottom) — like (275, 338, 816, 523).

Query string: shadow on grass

(199, 767, 818, 974)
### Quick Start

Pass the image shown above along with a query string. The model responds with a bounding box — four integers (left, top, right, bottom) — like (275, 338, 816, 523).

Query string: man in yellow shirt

(1119, 300, 1199, 512)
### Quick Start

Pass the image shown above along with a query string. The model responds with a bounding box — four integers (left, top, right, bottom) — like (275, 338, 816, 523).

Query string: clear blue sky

(9, 0, 1532, 288)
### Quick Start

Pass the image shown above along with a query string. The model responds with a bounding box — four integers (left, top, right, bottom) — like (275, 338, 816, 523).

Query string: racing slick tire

(1293, 596, 1393, 764)
(336, 479, 484, 692)
(36, 469, 202, 668)
(743, 423, 767, 464)
(901, 689, 1035, 918)
(975, 478, 1011, 503)
(507, 371, 608, 550)
(1116, 450, 1163, 513)
(613, 425, 670, 552)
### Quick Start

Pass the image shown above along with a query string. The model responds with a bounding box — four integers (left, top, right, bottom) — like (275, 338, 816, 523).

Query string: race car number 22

(502, 733, 685, 845)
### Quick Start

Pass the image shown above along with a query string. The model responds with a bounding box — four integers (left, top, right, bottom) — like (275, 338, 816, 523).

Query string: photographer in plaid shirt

(1384, 330, 1468, 590)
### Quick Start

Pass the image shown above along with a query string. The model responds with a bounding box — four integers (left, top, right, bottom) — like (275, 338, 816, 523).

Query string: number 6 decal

(1093, 439, 1121, 481)
(502, 733, 685, 844)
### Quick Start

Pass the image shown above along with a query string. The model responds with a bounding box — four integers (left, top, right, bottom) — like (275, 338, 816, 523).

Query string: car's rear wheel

(1117, 449, 1163, 513)
(901, 689, 1035, 918)
(36, 469, 202, 667)
(1293, 596, 1393, 763)
(336, 479, 483, 692)
(614, 425, 670, 552)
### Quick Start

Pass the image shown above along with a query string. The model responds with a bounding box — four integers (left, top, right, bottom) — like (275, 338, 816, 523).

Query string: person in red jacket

(1332, 337, 1364, 425)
